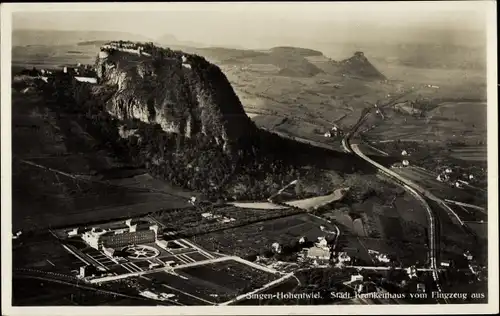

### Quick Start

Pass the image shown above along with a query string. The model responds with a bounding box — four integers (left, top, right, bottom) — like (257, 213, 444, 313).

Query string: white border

(1, 2, 498, 315)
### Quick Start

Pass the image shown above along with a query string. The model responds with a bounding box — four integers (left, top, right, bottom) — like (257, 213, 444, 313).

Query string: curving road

(350, 144, 443, 292)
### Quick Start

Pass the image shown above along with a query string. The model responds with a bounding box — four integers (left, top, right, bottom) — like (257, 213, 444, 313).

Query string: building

(12, 231, 22, 240)
(440, 260, 451, 268)
(156, 239, 169, 250)
(78, 265, 102, 279)
(298, 236, 307, 244)
(468, 264, 479, 275)
(98, 50, 110, 59)
(417, 283, 426, 293)
(445, 168, 453, 174)
(350, 274, 364, 283)
(402, 160, 410, 167)
(103, 247, 116, 257)
(189, 196, 197, 205)
(406, 266, 418, 279)
(324, 131, 332, 138)
(315, 237, 328, 248)
(376, 253, 391, 264)
(338, 252, 351, 263)
(307, 246, 331, 261)
(271, 242, 282, 254)
(436, 174, 449, 182)
(81, 220, 159, 250)
(401, 150, 408, 156)
(149, 262, 161, 269)
(463, 251, 473, 261)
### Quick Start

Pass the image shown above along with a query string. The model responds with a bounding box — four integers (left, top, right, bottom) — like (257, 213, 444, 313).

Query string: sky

(9, 2, 490, 49)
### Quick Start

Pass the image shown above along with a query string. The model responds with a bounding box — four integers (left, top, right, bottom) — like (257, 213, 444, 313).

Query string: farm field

(464, 222, 487, 240)
(392, 166, 482, 205)
(178, 259, 278, 299)
(12, 86, 192, 231)
(13, 235, 81, 275)
(151, 205, 300, 232)
(449, 146, 487, 162)
(367, 101, 486, 145)
(12, 160, 190, 231)
(144, 263, 276, 305)
(190, 213, 336, 258)
(106, 173, 200, 199)
(12, 44, 98, 69)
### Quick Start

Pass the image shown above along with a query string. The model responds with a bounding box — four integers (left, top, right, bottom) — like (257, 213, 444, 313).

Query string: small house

(376, 253, 391, 263)
(103, 247, 116, 257)
(350, 274, 364, 283)
(338, 252, 351, 263)
(417, 283, 426, 293)
(271, 242, 282, 254)
(440, 260, 451, 268)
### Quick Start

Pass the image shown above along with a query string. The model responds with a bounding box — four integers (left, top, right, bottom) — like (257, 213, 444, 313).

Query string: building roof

(307, 247, 330, 258)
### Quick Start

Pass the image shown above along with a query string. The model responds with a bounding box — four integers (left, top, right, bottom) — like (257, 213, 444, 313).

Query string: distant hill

(269, 46, 323, 57)
(156, 33, 208, 49)
(333, 51, 386, 80)
(192, 46, 324, 77)
(193, 47, 268, 64)
(12, 29, 154, 47)
(307, 51, 385, 80)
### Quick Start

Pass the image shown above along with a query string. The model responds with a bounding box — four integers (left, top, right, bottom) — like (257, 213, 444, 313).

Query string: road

(349, 143, 443, 293)
(444, 199, 487, 214)
(337, 91, 452, 296)
(345, 265, 439, 272)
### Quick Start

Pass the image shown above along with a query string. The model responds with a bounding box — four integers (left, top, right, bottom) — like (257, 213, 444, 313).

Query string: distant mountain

(307, 51, 385, 80)
(156, 33, 208, 48)
(12, 29, 154, 47)
(334, 51, 386, 80)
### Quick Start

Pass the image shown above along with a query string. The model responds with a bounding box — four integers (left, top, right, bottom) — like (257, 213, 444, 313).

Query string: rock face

(94, 42, 256, 153)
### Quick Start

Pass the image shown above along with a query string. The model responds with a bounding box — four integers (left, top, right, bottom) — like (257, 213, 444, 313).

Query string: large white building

(81, 219, 160, 250)
(307, 246, 331, 261)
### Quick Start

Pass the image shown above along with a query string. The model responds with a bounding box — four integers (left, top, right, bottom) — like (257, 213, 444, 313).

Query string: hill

(317, 51, 386, 80)
(32, 41, 375, 201)
(12, 29, 154, 47)
(95, 41, 256, 153)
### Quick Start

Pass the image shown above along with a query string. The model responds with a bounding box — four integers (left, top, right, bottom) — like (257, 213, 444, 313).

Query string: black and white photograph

(1, 2, 497, 315)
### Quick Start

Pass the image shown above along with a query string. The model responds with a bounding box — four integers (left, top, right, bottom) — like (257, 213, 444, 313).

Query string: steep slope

(38, 41, 377, 201)
(95, 42, 257, 153)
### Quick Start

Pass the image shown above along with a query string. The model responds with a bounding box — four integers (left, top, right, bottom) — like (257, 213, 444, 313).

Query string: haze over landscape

(5, 2, 493, 310)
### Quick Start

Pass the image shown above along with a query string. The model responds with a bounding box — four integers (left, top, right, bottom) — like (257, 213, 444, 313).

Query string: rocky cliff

(94, 42, 256, 153)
